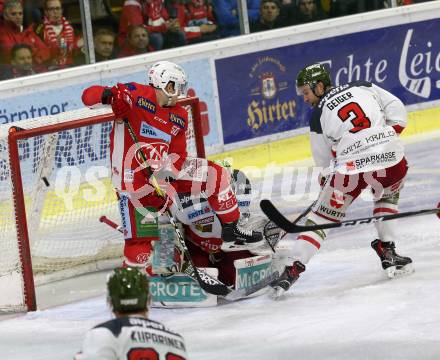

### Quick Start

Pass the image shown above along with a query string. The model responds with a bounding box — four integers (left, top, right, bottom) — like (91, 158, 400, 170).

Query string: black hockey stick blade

(261, 199, 440, 234)
(260, 199, 311, 233)
(123, 117, 231, 296)
(182, 262, 230, 296)
(182, 254, 277, 299)
(224, 271, 279, 301)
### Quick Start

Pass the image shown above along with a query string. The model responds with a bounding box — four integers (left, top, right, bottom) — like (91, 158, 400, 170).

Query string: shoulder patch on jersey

(178, 192, 208, 209)
(188, 205, 212, 220)
(310, 106, 323, 134)
(139, 122, 171, 142)
(94, 318, 126, 337)
(136, 96, 156, 114)
(194, 216, 215, 225)
(125, 83, 137, 91)
(169, 113, 186, 128)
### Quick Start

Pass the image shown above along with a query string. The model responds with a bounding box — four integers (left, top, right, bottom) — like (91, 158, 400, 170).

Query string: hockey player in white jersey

(271, 63, 413, 298)
(74, 267, 188, 359)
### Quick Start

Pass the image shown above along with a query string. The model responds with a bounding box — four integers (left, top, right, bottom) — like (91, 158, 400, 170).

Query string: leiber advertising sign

(216, 19, 440, 144)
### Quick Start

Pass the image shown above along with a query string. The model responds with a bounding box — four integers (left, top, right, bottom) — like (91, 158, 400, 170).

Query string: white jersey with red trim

(310, 81, 407, 174)
(74, 316, 187, 360)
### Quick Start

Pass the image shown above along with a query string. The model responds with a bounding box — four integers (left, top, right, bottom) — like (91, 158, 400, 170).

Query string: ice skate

(221, 221, 264, 251)
(270, 261, 306, 299)
(371, 239, 414, 278)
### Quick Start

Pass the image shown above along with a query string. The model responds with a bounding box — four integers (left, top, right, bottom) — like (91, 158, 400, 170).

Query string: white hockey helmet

(148, 61, 187, 98)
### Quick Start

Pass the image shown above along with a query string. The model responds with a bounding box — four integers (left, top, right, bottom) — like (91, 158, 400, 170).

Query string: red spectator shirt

(0, 20, 50, 64)
(118, 0, 169, 46)
(117, 43, 155, 58)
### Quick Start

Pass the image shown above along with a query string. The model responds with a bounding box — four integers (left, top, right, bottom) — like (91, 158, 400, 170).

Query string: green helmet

(296, 63, 332, 90)
(107, 267, 149, 313)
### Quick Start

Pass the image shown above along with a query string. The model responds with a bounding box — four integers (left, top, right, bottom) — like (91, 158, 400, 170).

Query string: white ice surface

(1, 136, 440, 360)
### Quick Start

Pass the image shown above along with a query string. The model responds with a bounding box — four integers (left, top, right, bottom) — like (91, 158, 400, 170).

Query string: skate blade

(221, 240, 265, 252)
(386, 263, 414, 279)
(269, 286, 285, 300)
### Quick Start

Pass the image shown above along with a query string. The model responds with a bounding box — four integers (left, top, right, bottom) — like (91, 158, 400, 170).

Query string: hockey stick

(120, 117, 278, 299)
(100, 215, 124, 233)
(260, 199, 440, 234)
(100, 212, 276, 300)
(122, 118, 231, 296)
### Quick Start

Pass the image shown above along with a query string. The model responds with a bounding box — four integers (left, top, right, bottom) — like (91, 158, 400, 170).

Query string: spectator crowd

(0, 0, 433, 81)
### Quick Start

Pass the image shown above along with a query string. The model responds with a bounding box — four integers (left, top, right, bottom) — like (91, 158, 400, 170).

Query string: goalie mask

(296, 63, 332, 95)
(107, 267, 150, 313)
(148, 61, 187, 98)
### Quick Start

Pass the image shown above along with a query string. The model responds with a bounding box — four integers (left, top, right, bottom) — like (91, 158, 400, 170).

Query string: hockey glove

(108, 83, 133, 120)
(144, 191, 173, 213)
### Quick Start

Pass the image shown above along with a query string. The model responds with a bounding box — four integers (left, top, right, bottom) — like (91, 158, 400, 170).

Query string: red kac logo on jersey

(330, 191, 345, 209)
(135, 142, 170, 169)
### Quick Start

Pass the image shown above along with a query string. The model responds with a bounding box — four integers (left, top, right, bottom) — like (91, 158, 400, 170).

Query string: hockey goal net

(0, 97, 204, 312)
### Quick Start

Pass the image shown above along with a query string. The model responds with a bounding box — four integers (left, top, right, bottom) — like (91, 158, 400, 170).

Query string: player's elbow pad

(81, 86, 110, 106)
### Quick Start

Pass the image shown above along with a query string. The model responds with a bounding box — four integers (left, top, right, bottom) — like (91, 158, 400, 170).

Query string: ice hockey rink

(1, 132, 440, 360)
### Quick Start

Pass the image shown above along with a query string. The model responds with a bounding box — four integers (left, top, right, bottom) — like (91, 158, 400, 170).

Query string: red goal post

(1, 97, 204, 312)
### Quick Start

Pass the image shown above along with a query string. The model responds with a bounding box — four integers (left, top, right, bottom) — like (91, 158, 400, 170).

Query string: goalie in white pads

(102, 164, 284, 306)
(82, 60, 263, 277)
(74, 266, 188, 359)
(168, 164, 284, 290)
(271, 64, 413, 298)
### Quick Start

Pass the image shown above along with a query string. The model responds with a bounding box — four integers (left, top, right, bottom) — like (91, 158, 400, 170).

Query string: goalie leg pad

(233, 254, 274, 296)
(152, 223, 185, 275)
(150, 268, 219, 308)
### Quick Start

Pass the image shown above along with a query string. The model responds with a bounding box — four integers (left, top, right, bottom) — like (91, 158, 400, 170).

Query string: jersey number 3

(337, 102, 371, 133)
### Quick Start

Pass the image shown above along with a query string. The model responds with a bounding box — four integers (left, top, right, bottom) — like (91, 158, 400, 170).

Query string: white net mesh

(0, 100, 200, 312)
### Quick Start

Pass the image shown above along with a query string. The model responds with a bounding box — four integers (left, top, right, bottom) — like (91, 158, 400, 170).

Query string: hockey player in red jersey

(74, 266, 188, 359)
(271, 63, 413, 298)
(170, 164, 283, 287)
(81, 61, 262, 274)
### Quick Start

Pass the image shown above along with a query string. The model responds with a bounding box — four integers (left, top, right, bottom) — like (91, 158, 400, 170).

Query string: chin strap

(310, 81, 329, 99)
(310, 82, 322, 98)
(166, 96, 173, 107)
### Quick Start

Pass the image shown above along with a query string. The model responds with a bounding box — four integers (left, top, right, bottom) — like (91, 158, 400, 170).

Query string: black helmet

(296, 63, 332, 90)
(107, 267, 149, 313)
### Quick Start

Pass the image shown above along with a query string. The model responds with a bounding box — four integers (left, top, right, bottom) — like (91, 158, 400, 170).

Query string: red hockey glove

(110, 83, 133, 119)
(148, 192, 173, 212)
(82, 85, 106, 106)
